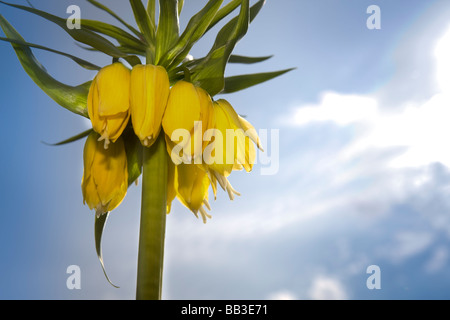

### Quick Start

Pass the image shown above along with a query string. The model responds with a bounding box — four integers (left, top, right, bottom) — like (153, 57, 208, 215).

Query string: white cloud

(383, 232, 434, 264)
(267, 290, 297, 300)
(291, 92, 378, 127)
(284, 24, 450, 170)
(308, 276, 348, 300)
(425, 246, 448, 273)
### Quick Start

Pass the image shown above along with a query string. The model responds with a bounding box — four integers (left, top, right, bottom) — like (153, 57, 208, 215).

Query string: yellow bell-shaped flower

(81, 131, 128, 217)
(175, 163, 212, 223)
(162, 80, 214, 164)
(130, 64, 170, 147)
(203, 99, 263, 200)
(205, 99, 261, 175)
(87, 62, 131, 149)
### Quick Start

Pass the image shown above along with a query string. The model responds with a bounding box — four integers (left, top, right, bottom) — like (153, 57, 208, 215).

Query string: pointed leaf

(42, 129, 93, 146)
(160, 0, 223, 69)
(95, 212, 120, 288)
(0, 14, 89, 117)
(146, 0, 156, 27)
(222, 68, 295, 94)
(155, 0, 179, 65)
(205, 0, 240, 33)
(0, 1, 128, 58)
(80, 19, 146, 54)
(191, 0, 249, 96)
(122, 128, 143, 186)
(129, 0, 155, 45)
(205, 0, 265, 34)
(228, 54, 272, 64)
(178, 0, 184, 16)
(0, 36, 100, 70)
(87, 0, 142, 37)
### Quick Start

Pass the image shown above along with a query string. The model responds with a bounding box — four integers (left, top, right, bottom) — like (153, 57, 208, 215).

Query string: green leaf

(178, 0, 184, 16)
(95, 212, 120, 288)
(228, 54, 272, 64)
(122, 128, 143, 186)
(42, 129, 93, 146)
(0, 36, 101, 70)
(205, 0, 240, 33)
(222, 68, 295, 94)
(249, 0, 266, 23)
(0, 14, 89, 117)
(130, 0, 155, 61)
(80, 19, 146, 54)
(205, 0, 264, 34)
(155, 0, 179, 65)
(191, 0, 250, 96)
(146, 0, 156, 27)
(87, 0, 142, 38)
(0, 1, 128, 58)
(160, 0, 223, 69)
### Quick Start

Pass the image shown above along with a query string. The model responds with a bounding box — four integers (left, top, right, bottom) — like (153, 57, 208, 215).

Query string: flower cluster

(83, 62, 262, 222)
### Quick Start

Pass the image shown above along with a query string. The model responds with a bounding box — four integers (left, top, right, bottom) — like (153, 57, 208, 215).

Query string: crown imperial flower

(162, 80, 214, 163)
(81, 132, 128, 217)
(130, 64, 170, 147)
(1, 0, 291, 298)
(87, 62, 131, 149)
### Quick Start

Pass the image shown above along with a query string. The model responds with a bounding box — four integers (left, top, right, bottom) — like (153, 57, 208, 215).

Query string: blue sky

(1, 0, 450, 299)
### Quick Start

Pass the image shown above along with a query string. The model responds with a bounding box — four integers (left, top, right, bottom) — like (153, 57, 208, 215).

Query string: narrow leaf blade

(95, 213, 120, 288)
(80, 19, 146, 54)
(87, 0, 142, 37)
(155, 0, 179, 65)
(0, 14, 89, 117)
(161, 0, 223, 69)
(0, 36, 100, 70)
(191, 0, 250, 96)
(42, 129, 93, 146)
(0, 0, 128, 58)
(122, 128, 143, 186)
(228, 54, 273, 64)
(222, 68, 295, 94)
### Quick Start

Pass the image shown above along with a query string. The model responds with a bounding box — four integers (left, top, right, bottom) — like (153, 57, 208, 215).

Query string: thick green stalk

(136, 133, 168, 300)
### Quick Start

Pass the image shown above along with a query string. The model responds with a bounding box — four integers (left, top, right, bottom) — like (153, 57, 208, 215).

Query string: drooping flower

(203, 99, 263, 200)
(162, 80, 214, 164)
(81, 131, 128, 217)
(87, 62, 131, 149)
(130, 64, 170, 147)
(174, 163, 212, 223)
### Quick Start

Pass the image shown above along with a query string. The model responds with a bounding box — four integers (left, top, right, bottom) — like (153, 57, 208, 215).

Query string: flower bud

(130, 64, 170, 147)
(81, 132, 128, 217)
(87, 62, 131, 149)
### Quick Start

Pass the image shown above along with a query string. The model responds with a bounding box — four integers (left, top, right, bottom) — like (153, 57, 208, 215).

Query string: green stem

(136, 133, 168, 300)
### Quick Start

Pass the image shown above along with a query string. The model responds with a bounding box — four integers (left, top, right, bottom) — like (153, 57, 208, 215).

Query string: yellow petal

(163, 81, 200, 141)
(88, 63, 131, 145)
(175, 163, 210, 212)
(130, 64, 170, 147)
(96, 63, 131, 116)
(81, 132, 128, 215)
